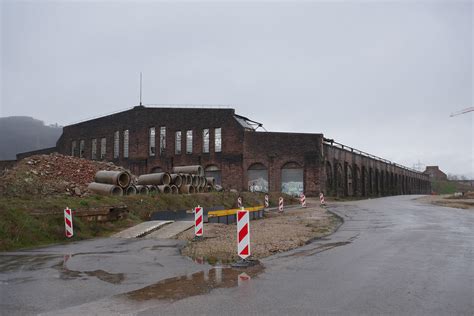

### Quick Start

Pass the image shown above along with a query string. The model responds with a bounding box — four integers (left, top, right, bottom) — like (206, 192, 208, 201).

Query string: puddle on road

(84, 270, 125, 284)
(52, 255, 125, 284)
(0, 254, 62, 272)
(124, 263, 264, 302)
(281, 241, 351, 258)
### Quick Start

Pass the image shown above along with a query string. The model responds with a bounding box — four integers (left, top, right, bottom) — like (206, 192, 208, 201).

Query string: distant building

(423, 166, 448, 181)
(11, 105, 430, 196)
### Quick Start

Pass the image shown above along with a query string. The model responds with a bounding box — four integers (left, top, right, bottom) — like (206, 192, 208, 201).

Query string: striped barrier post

(319, 192, 326, 205)
(300, 193, 306, 207)
(278, 197, 284, 212)
(64, 207, 74, 238)
(237, 208, 250, 260)
(237, 196, 243, 208)
(264, 194, 269, 208)
(194, 205, 203, 237)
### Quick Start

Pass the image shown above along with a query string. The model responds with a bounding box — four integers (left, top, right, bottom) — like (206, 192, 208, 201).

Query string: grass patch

(0, 192, 296, 251)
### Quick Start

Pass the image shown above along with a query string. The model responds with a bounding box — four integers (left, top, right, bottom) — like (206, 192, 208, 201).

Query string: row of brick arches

(325, 161, 430, 197)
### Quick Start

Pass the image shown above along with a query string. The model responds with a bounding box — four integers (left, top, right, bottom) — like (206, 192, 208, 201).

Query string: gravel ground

(176, 200, 341, 262)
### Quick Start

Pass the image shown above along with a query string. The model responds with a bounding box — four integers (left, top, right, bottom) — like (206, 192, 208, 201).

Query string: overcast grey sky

(1, 0, 472, 177)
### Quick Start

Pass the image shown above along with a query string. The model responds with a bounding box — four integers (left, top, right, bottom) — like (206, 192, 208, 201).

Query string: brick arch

(369, 167, 374, 195)
(375, 169, 380, 195)
(248, 162, 268, 170)
(345, 163, 353, 196)
(150, 166, 163, 173)
(335, 162, 344, 197)
(281, 161, 304, 196)
(361, 166, 367, 196)
(280, 161, 303, 169)
(205, 164, 221, 185)
(247, 162, 268, 193)
(353, 165, 361, 196)
(325, 161, 333, 196)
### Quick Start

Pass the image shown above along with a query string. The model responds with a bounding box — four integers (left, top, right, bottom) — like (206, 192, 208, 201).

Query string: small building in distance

(423, 166, 448, 181)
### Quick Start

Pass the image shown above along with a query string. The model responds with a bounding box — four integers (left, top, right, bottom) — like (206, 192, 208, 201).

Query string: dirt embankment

(177, 201, 341, 262)
(418, 193, 474, 210)
(0, 153, 129, 197)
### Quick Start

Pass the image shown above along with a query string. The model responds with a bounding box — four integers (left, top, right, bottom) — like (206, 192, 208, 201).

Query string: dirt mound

(0, 153, 131, 197)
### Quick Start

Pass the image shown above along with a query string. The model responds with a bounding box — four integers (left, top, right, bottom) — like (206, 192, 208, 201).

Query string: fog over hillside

(0, 116, 62, 160)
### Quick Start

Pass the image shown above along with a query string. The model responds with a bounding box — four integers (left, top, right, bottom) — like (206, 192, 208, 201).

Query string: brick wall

(56, 106, 245, 188)
(243, 131, 323, 196)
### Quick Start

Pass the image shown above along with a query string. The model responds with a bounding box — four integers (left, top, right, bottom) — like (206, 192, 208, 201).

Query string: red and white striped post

(237, 196, 243, 208)
(264, 194, 269, 208)
(300, 193, 306, 207)
(237, 208, 250, 260)
(319, 192, 326, 205)
(278, 197, 284, 212)
(194, 205, 203, 237)
(64, 207, 74, 238)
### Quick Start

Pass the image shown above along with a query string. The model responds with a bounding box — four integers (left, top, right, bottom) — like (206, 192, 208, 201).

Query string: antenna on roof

(139, 72, 143, 106)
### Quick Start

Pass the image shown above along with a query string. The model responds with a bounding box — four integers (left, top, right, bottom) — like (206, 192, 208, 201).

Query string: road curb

(304, 205, 345, 245)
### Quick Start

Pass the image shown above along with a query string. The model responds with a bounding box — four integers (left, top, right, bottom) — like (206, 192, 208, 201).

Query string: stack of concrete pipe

(88, 170, 131, 196)
(88, 166, 216, 197)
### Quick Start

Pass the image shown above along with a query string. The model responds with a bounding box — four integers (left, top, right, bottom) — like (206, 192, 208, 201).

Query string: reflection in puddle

(125, 264, 264, 302)
(52, 255, 125, 284)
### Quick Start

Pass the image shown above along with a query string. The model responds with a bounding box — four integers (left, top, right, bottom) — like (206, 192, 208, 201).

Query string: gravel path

(176, 200, 341, 262)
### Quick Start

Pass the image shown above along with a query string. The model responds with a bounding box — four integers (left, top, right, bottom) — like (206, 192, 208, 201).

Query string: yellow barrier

(208, 205, 264, 218)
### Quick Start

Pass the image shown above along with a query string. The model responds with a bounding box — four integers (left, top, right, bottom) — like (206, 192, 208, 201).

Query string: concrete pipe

(135, 185, 149, 195)
(147, 185, 158, 195)
(88, 182, 123, 196)
(157, 185, 172, 194)
(185, 174, 192, 185)
(201, 176, 207, 188)
(137, 172, 171, 186)
(125, 185, 137, 195)
(191, 175, 199, 187)
(179, 184, 195, 194)
(206, 177, 216, 187)
(206, 185, 213, 192)
(197, 186, 204, 193)
(170, 174, 182, 187)
(172, 165, 204, 176)
(170, 185, 179, 194)
(94, 170, 131, 188)
(197, 176, 204, 188)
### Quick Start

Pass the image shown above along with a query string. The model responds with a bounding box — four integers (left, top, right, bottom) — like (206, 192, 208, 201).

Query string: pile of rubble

(0, 153, 130, 197)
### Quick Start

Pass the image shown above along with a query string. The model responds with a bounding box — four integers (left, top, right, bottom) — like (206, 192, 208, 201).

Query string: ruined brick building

(16, 106, 430, 196)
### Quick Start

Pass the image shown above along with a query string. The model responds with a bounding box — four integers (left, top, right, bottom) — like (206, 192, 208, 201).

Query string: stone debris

(0, 153, 132, 197)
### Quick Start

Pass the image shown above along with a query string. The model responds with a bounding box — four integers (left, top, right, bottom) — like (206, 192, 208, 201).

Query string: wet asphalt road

(1, 195, 473, 315)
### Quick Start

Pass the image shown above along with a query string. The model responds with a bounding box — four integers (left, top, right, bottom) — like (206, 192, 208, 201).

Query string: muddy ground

(417, 194, 474, 210)
(176, 201, 341, 262)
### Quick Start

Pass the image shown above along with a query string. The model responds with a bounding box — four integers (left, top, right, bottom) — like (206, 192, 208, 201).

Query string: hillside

(0, 116, 62, 160)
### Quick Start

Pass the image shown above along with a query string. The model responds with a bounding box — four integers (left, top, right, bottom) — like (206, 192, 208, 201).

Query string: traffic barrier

(237, 196, 242, 208)
(194, 205, 203, 237)
(320, 192, 326, 205)
(207, 206, 264, 224)
(64, 207, 74, 238)
(300, 193, 306, 207)
(264, 194, 269, 208)
(237, 209, 250, 259)
(279, 197, 284, 212)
